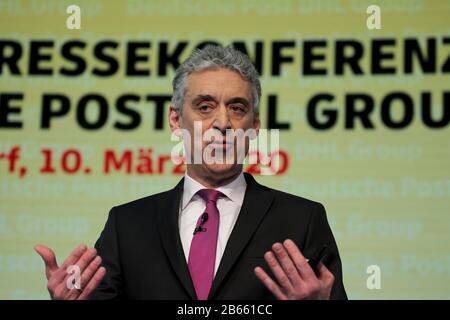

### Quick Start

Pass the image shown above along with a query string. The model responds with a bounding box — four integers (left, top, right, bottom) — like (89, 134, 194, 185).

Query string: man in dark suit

(35, 45, 346, 300)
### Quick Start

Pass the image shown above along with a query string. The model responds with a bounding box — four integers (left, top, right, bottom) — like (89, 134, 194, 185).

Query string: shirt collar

(181, 171, 247, 210)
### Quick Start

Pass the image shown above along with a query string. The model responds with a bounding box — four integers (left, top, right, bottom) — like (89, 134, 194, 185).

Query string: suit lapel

(157, 177, 197, 299)
(208, 173, 274, 299)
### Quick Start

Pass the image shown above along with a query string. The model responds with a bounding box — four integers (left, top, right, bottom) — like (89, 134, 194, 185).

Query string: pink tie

(188, 189, 222, 300)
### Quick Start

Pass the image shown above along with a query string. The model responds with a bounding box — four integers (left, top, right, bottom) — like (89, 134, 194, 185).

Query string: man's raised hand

(34, 244, 106, 300)
(254, 239, 334, 300)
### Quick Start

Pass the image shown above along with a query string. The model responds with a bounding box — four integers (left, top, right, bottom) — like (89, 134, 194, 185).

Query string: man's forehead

(184, 69, 252, 100)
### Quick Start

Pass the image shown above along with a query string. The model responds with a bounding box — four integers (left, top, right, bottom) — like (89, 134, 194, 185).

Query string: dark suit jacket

(91, 173, 347, 300)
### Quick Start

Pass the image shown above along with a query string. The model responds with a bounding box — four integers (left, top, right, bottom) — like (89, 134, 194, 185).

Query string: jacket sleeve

(302, 202, 348, 300)
(89, 207, 124, 299)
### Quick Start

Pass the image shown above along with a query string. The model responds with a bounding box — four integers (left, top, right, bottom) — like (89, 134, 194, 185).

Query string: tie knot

(197, 189, 223, 204)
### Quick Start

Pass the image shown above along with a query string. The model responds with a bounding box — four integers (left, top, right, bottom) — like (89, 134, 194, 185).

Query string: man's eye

(231, 105, 245, 113)
(199, 105, 212, 112)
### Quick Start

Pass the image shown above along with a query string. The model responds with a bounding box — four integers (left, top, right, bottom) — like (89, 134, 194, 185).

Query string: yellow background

(0, 0, 449, 299)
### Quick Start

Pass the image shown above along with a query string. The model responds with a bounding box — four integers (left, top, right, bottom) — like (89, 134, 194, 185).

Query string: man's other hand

(34, 244, 106, 300)
(254, 239, 334, 300)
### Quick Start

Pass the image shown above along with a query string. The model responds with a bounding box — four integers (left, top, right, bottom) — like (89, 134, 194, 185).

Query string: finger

(317, 262, 335, 286)
(254, 267, 287, 300)
(58, 247, 98, 298)
(80, 256, 103, 288)
(66, 255, 102, 300)
(60, 244, 89, 270)
(73, 248, 98, 273)
(263, 251, 294, 293)
(34, 244, 58, 280)
(77, 266, 106, 300)
(50, 244, 88, 285)
(283, 239, 316, 281)
(271, 243, 303, 287)
(315, 262, 334, 300)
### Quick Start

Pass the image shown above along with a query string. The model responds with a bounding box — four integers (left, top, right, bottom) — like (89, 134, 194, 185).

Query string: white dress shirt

(178, 172, 247, 275)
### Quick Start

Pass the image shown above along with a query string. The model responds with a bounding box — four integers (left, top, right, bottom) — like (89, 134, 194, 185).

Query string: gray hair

(171, 45, 261, 114)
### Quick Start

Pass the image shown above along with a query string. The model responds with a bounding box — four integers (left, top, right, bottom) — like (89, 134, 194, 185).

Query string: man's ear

(253, 112, 261, 135)
(169, 105, 182, 132)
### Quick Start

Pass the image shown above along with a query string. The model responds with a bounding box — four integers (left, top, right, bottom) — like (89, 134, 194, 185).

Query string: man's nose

(213, 105, 231, 134)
